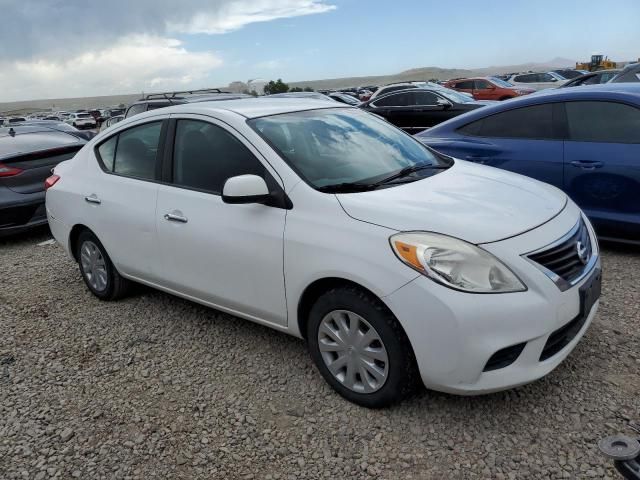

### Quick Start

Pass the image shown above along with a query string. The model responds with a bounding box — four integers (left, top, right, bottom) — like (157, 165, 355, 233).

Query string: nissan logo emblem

(576, 241, 589, 265)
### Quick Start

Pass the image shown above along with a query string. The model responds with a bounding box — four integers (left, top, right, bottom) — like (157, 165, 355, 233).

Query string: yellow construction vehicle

(576, 54, 618, 72)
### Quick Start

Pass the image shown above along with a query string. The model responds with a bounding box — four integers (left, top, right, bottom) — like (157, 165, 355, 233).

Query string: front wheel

(307, 286, 418, 408)
(77, 230, 131, 300)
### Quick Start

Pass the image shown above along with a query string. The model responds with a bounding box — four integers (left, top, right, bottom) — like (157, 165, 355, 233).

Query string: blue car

(416, 84, 640, 244)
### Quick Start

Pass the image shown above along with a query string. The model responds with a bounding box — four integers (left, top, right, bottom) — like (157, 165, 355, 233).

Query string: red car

(445, 77, 535, 101)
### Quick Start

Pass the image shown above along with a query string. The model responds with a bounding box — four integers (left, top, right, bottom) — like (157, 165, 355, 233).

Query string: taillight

(0, 163, 23, 177)
(45, 174, 61, 190)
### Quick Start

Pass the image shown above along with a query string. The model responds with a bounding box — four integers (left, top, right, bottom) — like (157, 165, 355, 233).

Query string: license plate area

(580, 266, 602, 317)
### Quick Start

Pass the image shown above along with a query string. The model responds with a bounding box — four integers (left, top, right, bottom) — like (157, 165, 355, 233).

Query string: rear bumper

(0, 190, 47, 237)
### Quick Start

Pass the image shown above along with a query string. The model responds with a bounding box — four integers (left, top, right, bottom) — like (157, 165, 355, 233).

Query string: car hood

(336, 160, 567, 244)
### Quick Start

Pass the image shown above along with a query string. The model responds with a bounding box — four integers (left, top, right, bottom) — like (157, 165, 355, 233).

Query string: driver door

(155, 115, 288, 326)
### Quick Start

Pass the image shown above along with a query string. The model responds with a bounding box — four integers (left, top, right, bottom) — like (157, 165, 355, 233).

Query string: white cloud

(168, 0, 336, 34)
(255, 59, 283, 70)
(0, 36, 222, 102)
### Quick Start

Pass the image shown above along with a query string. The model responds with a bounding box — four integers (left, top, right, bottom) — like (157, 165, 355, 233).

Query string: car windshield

(489, 77, 513, 87)
(77, 113, 91, 118)
(434, 87, 475, 103)
(334, 94, 360, 105)
(250, 108, 446, 190)
(548, 71, 566, 81)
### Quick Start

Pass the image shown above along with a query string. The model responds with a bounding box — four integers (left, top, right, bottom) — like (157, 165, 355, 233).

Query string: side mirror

(222, 174, 270, 205)
(436, 98, 452, 109)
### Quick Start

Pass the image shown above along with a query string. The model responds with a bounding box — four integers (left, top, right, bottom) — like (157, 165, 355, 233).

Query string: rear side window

(172, 120, 266, 194)
(96, 121, 162, 180)
(97, 136, 117, 171)
(565, 101, 640, 144)
(458, 104, 554, 139)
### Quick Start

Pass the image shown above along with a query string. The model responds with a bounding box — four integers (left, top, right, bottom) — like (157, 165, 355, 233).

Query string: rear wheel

(307, 286, 418, 407)
(77, 230, 131, 300)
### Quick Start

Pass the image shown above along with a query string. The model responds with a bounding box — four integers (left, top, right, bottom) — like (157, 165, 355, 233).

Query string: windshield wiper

(316, 182, 379, 193)
(317, 163, 450, 193)
(370, 163, 449, 186)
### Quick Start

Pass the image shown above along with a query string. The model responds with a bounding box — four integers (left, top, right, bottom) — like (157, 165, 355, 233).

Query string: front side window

(474, 80, 491, 89)
(455, 80, 474, 89)
(108, 122, 162, 180)
(411, 91, 439, 106)
(514, 74, 532, 83)
(458, 104, 554, 139)
(250, 108, 447, 190)
(565, 101, 640, 144)
(173, 120, 266, 194)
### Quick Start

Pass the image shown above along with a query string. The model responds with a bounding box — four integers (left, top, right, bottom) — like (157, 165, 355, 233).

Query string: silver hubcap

(317, 310, 389, 393)
(80, 241, 108, 292)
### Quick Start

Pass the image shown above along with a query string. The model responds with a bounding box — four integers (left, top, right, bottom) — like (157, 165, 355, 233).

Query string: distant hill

(0, 58, 578, 113)
(289, 57, 577, 90)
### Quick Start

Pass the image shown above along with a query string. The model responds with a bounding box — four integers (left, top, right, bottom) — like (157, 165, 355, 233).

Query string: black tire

(307, 286, 418, 408)
(76, 230, 131, 301)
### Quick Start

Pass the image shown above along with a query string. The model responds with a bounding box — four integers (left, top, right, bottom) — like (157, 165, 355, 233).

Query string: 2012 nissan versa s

(45, 98, 601, 407)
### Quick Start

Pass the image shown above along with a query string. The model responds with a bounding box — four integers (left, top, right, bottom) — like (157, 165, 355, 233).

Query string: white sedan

(45, 98, 601, 407)
(65, 112, 97, 130)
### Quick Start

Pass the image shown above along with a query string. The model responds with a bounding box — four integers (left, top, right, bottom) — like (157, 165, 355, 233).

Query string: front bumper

(383, 200, 601, 395)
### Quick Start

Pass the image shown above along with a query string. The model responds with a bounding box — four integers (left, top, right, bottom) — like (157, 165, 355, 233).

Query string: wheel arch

(68, 224, 92, 262)
(296, 277, 404, 342)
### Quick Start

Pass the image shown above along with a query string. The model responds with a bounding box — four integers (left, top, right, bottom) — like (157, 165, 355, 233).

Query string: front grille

(539, 311, 587, 361)
(483, 342, 526, 372)
(527, 219, 592, 286)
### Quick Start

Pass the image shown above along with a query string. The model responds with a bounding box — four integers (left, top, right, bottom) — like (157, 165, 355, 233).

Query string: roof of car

(128, 97, 349, 120)
(420, 83, 640, 134)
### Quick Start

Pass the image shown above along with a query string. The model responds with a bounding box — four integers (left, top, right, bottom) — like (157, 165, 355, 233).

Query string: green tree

(250, 90, 258, 97)
(303, 86, 314, 92)
(264, 79, 289, 95)
(289, 87, 303, 92)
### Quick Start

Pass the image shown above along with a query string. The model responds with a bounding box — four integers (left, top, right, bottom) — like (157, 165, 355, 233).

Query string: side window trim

(93, 118, 168, 183)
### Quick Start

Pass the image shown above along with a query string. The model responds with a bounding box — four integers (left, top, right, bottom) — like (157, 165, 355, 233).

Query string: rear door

(455, 103, 565, 188)
(562, 100, 640, 241)
(88, 119, 167, 280)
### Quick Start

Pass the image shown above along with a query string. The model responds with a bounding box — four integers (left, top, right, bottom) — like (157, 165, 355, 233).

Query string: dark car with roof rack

(0, 125, 86, 236)
(124, 88, 251, 118)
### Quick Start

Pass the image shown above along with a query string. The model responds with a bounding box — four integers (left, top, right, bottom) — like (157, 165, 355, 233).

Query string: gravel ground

(1, 228, 638, 479)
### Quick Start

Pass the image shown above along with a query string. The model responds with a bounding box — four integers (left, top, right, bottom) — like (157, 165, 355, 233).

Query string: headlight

(390, 232, 526, 293)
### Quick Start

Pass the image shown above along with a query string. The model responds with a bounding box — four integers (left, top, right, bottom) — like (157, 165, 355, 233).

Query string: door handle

(164, 212, 188, 223)
(570, 160, 603, 170)
(84, 194, 101, 205)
